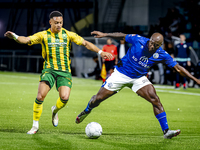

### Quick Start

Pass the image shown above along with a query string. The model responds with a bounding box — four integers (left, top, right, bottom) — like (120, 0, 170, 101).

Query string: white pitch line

(0, 74, 39, 80)
(156, 89, 200, 96)
(0, 82, 38, 85)
(154, 85, 174, 89)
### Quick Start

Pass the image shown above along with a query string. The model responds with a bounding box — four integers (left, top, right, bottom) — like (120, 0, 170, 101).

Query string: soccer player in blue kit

(75, 31, 200, 139)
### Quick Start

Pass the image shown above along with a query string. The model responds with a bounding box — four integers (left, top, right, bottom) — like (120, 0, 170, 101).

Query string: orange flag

(101, 63, 107, 82)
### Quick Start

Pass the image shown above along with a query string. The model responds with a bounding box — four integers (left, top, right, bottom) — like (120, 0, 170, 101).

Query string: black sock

(163, 129, 169, 134)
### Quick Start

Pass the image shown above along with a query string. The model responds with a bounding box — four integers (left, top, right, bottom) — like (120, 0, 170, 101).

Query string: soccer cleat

(51, 106, 59, 127)
(75, 110, 90, 124)
(164, 129, 181, 139)
(27, 126, 39, 134)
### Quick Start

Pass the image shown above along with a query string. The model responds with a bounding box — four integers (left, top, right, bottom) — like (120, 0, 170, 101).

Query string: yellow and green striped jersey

(28, 28, 84, 72)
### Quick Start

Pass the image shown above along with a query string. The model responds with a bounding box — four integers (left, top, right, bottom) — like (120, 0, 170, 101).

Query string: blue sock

(156, 112, 169, 131)
(84, 103, 93, 113)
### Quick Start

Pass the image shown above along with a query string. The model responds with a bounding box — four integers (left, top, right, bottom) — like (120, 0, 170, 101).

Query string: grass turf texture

(0, 71, 200, 150)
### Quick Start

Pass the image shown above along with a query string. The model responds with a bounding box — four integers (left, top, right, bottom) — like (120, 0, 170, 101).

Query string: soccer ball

(85, 122, 102, 139)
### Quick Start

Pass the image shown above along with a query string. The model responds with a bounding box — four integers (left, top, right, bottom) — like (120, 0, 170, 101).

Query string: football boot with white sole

(164, 129, 181, 139)
(51, 106, 59, 127)
(27, 126, 39, 134)
(75, 110, 90, 124)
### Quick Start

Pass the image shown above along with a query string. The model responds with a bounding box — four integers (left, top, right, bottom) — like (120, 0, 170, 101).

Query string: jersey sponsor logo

(132, 55, 138, 61)
(153, 53, 159, 59)
(132, 55, 150, 68)
(48, 42, 67, 47)
(183, 44, 187, 48)
(55, 38, 60, 43)
(140, 56, 148, 63)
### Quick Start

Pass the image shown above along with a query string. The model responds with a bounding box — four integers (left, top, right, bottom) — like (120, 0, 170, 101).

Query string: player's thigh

(56, 74, 72, 89)
(37, 81, 51, 100)
(136, 84, 159, 103)
(56, 74, 72, 100)
(58, 86, 71, 100)
(102, 70, 127, 92)
(40, 69, 55, 89)
(131, 76, 152, 93)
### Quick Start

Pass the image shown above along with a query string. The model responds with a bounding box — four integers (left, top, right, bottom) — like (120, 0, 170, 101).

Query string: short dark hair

(49, 11, 63, 19)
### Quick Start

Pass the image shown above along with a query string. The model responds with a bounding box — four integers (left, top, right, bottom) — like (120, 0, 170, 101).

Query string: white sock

(33, 120, 39, 129)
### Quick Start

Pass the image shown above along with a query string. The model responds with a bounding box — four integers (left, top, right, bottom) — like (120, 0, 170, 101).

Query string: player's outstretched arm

(173, 64, 200, 85)
(82, 40, 113, 60)
(91, 31, 127, 40)
(4, 31, 31, 44)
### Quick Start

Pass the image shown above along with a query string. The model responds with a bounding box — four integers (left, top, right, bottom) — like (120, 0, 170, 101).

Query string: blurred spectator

(166, 42, 175, 57)
(102, 38, 118, 76)
(194, 61, 200, 88)
(174, 34, 191, 89)
(164, 42, 176, 85)
(117, 39, 129, 61)
(81, 55, 101, 80)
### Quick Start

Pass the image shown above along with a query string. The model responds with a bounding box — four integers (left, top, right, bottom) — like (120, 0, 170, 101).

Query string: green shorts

(39, 68, 72, 90)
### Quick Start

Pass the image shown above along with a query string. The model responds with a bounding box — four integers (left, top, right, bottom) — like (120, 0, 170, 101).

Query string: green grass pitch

(0, 71, 200, 150)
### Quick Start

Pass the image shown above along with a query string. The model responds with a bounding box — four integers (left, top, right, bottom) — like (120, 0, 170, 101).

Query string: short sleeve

(163, 52, 177, 68)
(68, 31, 84, 45)
(28, 31, 44, 46)
(125, 34, 138, 44)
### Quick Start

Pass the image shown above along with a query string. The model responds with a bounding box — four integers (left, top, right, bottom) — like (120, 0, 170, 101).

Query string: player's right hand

(4, 31, 15, 39)
(101, 51, 113, 60)
(91, 31, 106, 38)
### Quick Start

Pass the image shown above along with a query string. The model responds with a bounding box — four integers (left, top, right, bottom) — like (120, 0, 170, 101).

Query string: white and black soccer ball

(85, 122, 102, 139)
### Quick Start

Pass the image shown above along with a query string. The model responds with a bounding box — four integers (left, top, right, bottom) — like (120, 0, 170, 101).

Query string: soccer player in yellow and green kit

(4, 11, 113, 134)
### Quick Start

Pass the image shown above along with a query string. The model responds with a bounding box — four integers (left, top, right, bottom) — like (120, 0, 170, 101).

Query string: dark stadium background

(0, 0, 199, 84)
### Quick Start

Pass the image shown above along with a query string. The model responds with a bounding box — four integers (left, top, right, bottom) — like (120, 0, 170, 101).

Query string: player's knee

(36, 93, 45, 101)
(60, 94, 69, 101)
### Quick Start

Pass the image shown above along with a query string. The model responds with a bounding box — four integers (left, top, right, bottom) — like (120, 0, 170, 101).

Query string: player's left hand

(101, 52, 113, 60)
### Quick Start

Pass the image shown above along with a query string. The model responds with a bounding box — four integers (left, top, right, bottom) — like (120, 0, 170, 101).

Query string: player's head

(179, 34, 186, 43)
(49, 11, 63, 33)
(107, 38, 112, 45)
(148, 32, 163, 53)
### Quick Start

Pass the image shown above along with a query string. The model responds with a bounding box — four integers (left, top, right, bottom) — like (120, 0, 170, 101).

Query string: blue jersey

(115, 34, 177, 78)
